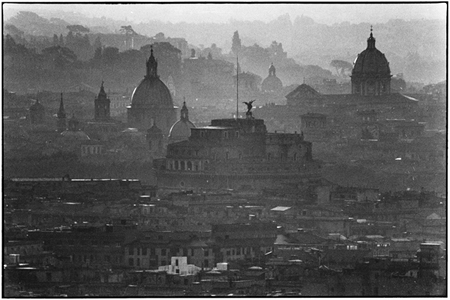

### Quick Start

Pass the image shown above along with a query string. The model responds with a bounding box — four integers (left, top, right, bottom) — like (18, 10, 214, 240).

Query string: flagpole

(236, 55, 239, 119)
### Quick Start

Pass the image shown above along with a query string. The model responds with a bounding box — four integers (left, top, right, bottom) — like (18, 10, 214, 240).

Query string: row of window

(73, 254, 122, 264)
(52, 239, 121, 247)
(166, 160, 207, 171)
(128, 247, 210, 257)
(81, 145, 102, 155)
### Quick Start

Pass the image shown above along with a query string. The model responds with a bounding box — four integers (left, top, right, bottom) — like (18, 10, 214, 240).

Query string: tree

(102, 46, 120, 66)
(231, 31, 241, 55)
(330, 60, 353, 77)
(41, 45, 77, 70)
(93, 36, 102, 50)
(53, 34, 59, 46)
(66, 25, 90, 35)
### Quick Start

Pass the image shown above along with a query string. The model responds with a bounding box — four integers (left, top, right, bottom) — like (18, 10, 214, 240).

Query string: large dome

(351, 29, 391, 96)
(130, 47, 174, 108)
(352, 32, 390, 77)
(131, 77, 173, 108)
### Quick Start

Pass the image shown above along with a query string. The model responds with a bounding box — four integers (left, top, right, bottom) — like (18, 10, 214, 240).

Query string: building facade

(155, 117, 320, 192)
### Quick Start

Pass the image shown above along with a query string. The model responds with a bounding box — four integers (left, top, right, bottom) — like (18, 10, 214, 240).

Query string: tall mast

(236, 55, 239, 119)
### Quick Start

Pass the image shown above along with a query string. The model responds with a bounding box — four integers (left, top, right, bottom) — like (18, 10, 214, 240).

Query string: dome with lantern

(168, 101, 195, 144)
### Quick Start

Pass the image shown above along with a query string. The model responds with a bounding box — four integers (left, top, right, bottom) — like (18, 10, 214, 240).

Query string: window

(161, 249, 166, 256)
(129, 247, 134, 255)
(136, 258, 140, 266)
(183, 248, 188, 256)
(204, 259, 209, 268)
(226, 250, 231, 256)
(175, 259, 179, 266)
(204, 249, 209, 257)
(187, 161, 192, 170)
(142, 248, 147, 256)
(151, 248, 156, 256)
(129, 258, 134, 266)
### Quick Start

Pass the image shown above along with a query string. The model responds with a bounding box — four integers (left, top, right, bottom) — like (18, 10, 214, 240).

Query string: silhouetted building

(56, 93, 67, 132)
(94, 81, 110, 121)
(127, 47, 176, 134)
(261, 63, 283, 93)
(155, 117, 320, 192)
(146, 122, 165, 158)
(60, 114, 90, 141)
(351, 28, 391, 96)
(168, 101, 196, 144)
(29, 99, 45, 125)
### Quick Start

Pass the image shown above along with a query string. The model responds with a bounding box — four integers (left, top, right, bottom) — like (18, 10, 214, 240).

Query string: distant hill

(4, 10, 446, 83)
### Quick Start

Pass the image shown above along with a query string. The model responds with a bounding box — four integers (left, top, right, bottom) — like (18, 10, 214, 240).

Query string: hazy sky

(4, 3, 446, 24)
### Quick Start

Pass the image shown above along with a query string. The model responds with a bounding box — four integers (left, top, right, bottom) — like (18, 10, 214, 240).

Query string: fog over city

(3, 2, 447, 297)
(4, 3, 446, 24)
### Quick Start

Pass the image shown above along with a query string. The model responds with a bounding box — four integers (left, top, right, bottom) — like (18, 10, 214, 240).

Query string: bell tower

(94, 81, 110, 121)
(57, 93, 67, 132)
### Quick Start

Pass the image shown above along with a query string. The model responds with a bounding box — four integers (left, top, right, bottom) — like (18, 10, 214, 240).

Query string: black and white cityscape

(2, 3, 447, 297)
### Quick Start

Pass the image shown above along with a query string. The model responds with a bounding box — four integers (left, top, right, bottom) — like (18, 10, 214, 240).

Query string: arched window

(180, 161, 186, 170)
(175, 160, 179, 170)
(187, 161, 192, 170)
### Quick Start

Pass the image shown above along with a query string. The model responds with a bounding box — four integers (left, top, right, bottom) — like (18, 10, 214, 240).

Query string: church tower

(57, 93, 67, 132)
(94, 81, 111, 121)
(351, 27, 391, 96)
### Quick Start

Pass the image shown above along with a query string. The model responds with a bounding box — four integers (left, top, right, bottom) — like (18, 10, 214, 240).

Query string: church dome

(352, 31, 390, 77)
(130, 47, 174, 108)
(262, 63, 283, 92)
(169, 101, 195, 143)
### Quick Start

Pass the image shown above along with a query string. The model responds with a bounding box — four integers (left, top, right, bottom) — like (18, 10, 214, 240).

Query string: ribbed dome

(130, 47, 174, 108)
(352, 32, 390, 76)
(131, 77, 174, 108)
